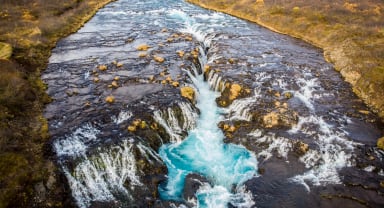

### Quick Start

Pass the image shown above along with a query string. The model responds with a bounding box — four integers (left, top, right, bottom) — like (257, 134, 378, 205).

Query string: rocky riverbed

(43, 0, 384, 207)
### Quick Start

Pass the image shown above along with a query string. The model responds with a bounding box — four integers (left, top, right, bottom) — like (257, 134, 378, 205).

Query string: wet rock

(177, 50, 185, 57)
(154, 55, 165, 63)
(98, 64, 107, 71)
(229, 83, 242, 100)
(139, 52, 147, 57)
(262, 109, 298, 128)
(180, 86, 195, 102)
(293, 141, 309, 155)
(172, 81, 180, 87)
(111, 81, 119, 88)
(217, 82, 249, 107)
(263, 112, 279, 128)
(228, 58, 237, 64)
(105, 95, 115, 103)
(204, 65, 211, 73)
(377, 137, 384, 150)
(284, 92, 293, 99)
(183, 173, 209, 201)
(137, 44, 150, 51)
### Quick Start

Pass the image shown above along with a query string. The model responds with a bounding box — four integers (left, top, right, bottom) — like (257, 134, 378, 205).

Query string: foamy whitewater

(157, 11, 258, 207)
(158, 70, 258, 207)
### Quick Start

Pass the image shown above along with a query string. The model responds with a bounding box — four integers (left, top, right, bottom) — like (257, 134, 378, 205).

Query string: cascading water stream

(157, 16, 258, 207)
(158, 57, 258, 208)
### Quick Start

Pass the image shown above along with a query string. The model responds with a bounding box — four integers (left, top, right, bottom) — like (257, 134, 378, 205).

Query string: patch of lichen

(0, 0, 115, 207)
(187, 0, 384, 121)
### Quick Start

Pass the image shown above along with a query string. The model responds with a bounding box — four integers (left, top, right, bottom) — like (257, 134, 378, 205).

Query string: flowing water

(43, 0, 384, 207)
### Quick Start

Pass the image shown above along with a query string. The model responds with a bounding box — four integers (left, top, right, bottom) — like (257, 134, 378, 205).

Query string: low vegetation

(187, 0, 384, 120)
(0, 0, 114, 207)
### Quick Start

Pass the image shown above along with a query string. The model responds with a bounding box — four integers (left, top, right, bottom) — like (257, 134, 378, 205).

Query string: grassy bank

(187, 0, 384, 120)
(0, 0, 114, 207)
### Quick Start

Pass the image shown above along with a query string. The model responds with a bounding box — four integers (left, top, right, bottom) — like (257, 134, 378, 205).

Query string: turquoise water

(158, 72, 258, 206)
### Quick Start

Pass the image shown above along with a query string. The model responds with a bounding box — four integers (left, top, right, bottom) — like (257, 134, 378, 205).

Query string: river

(42, 0, 384, 207)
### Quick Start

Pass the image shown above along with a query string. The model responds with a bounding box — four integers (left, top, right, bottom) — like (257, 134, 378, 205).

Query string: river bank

(0, 0, 114, 207)
(186, 0, 384, 121)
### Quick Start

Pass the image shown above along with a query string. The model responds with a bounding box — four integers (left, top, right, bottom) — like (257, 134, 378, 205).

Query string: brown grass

(187, 0, 384, 120)
(0, 0, 115, 207)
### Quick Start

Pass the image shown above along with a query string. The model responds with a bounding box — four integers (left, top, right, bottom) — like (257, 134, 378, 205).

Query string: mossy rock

(0, 42, 12, 60)
(377, 137, 384, 150)
(180, 86, 195, 102)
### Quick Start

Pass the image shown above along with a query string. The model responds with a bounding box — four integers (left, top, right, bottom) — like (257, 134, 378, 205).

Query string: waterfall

(63, 140, 141, 208)
(153, 102, 198, 143)
(157, 11, 258, 207)
(54, 123, 100, 157)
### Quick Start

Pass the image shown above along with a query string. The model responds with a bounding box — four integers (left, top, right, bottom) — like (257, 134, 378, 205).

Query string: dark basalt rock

(183, 173, 210, 202)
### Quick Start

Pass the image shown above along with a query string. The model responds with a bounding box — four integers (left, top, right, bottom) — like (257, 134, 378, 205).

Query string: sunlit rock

(93, 77, 100, 83)
(177, 50, 185, 57)
(127, 125, 136, 132)
(263, 112, 279, 128)
(154, 55, 165, 63)
(138, 52, 147, 58)
(105, 95, 115, 103)
(284, 92, 293, 99)
(111, 81, 119, 88)
(180, 86, 195, 102)
(98, 64, 107, 71)
(0, 42, 12, 60)
(377, 137, 384, 150)
(114, 76, 120, 81)
(229, 83, 242, 100)
(294, 141, 309, 155)
(167, 38, 174, 43)
(116, 62, 123, 67)
(140, 121, 147, 129)
(149, 75, 155, 82)
(136, 44, 150, 51)
(172, 81, 180, 87)
(261, 109, 298, 128)
(184, 36, 193, 41)
(228, 58, 237, 64)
